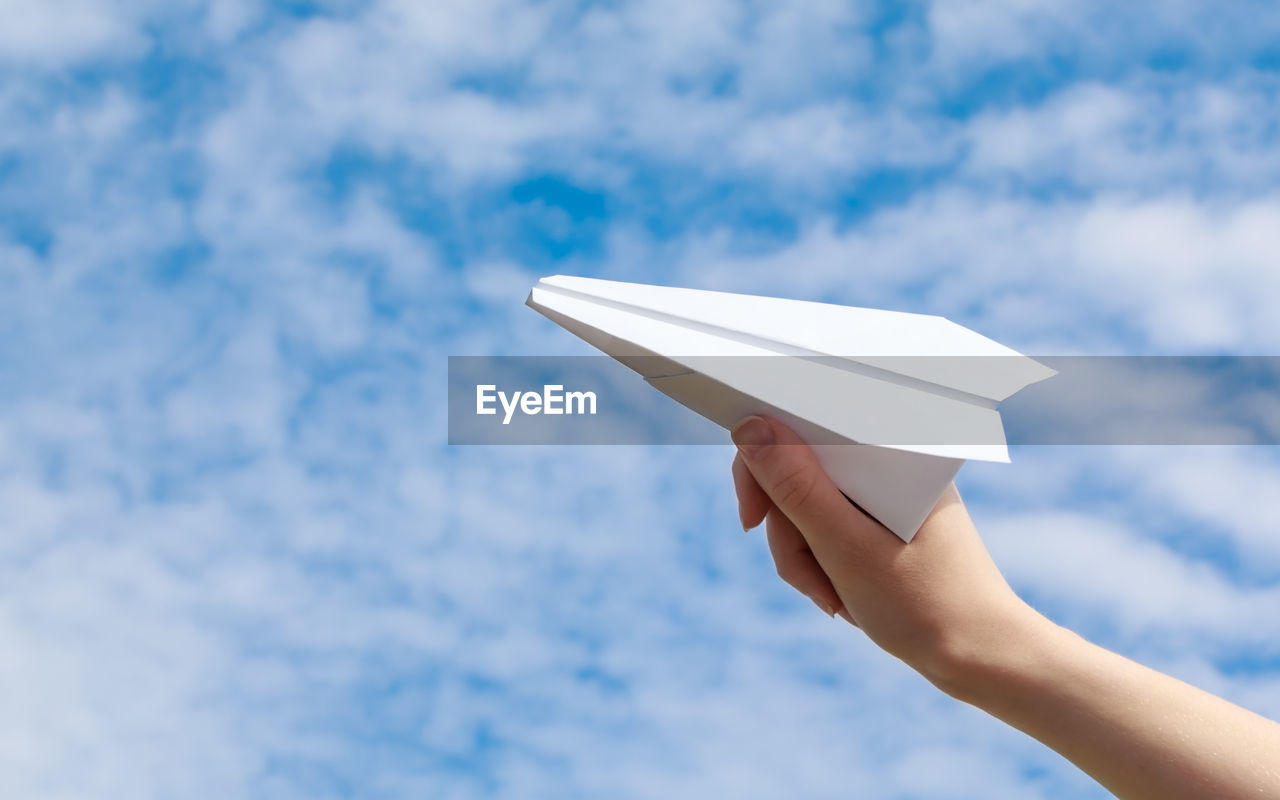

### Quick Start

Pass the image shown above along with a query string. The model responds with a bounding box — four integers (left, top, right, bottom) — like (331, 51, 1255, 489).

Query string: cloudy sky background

(3, 1, 1280, 797)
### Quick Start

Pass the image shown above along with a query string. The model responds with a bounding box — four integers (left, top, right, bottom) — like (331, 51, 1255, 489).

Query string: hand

(732, 415, 1280, 800)
(730, 414, 1044, 689)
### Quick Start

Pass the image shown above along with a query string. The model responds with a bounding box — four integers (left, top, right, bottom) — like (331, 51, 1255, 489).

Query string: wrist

(917, 600, 1065, 705)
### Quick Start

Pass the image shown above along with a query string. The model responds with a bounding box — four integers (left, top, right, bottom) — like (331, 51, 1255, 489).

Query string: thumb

(731, 415, 877, 552)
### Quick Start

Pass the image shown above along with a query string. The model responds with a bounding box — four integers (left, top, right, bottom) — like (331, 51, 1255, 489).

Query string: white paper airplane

(526, 275, 1055, 541)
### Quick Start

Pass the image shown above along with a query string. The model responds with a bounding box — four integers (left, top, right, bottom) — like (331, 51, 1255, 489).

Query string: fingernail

(731, 416, 774, 455)
(811, 597, 836, 617)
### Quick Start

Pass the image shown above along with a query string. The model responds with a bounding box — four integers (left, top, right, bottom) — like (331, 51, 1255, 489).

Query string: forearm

(727, 428, 1280, 797)
(936, 608, 1280, 800)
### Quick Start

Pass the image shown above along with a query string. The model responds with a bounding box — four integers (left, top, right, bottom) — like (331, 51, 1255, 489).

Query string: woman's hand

(730, 414, 1043, 688)
(730, 414, 1280, 800)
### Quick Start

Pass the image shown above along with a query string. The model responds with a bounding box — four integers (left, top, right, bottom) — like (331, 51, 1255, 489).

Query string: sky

(2, 1, 1280, 797)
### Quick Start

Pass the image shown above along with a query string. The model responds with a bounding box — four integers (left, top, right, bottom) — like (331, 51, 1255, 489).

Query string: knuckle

(774, 561, 799, 586)
(771, 461, 817, 512)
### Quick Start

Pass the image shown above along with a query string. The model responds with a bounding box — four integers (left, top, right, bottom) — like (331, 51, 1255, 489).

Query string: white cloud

(651, 192, 1280, 351)
(0, 0, 148, 67)
(926, 0, 1280, 78)
(1118, 448, 1280, 575)
(965, 79, 1280, 192)
(985, 510, 1280, 650)
(3, 1, 1280, 797)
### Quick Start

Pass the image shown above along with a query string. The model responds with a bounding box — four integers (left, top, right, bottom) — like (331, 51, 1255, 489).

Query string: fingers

(732, 452, 771, 531)
(765, 507, 843, 618)
(731, 416, 881, 557)
(733, 416, 869, 626)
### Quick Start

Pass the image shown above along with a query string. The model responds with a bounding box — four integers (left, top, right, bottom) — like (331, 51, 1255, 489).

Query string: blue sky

(3, 1, 1280, 798)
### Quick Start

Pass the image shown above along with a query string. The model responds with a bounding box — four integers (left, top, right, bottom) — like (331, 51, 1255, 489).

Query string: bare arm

(730, 415, 1280, 800)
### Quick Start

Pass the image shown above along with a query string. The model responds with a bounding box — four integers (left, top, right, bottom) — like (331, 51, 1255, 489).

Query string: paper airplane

(526, 275, 1054, 541)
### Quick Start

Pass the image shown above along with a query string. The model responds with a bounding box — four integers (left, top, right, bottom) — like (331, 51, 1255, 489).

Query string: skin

(730, 414, 1280, 800)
